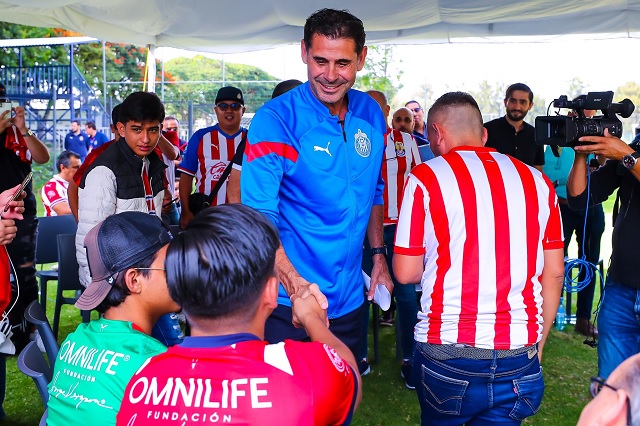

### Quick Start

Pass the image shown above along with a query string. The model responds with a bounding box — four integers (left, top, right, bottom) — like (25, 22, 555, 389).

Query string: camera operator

(567, 128, 640, 379)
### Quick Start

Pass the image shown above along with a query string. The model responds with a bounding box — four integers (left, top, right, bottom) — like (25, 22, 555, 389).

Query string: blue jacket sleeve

(178, 130, 204, 176)
(241, 109, 294, 226)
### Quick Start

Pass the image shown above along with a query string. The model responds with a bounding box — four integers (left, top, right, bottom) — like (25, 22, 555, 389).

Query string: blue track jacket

(242, 82, 386, 318)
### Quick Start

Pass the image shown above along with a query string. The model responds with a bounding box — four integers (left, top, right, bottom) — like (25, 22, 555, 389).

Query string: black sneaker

(401, 361, 415, 390)
(358, 358, 371, 376)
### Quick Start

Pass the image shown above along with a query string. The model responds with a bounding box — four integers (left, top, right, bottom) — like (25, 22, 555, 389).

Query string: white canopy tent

(0, 0, 639, 53)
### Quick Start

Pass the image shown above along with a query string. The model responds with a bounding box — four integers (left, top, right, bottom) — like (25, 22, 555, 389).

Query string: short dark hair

(427, 91, 482, 125)
(272, 79, 303, 99)
(165, 204, 279, 321)
(85, 121, 96, 130)
(505, 83, 533, 102)
(94, 253, 156, 314)
(304, 9, 366, 56)
(164, 115, 180, 125)
(111, 104, 122, 128)
(72, 119, 81, 126)
(56, 150, 80, 172)
(119, 91, 165, 125)
(405, 100, 422, 108)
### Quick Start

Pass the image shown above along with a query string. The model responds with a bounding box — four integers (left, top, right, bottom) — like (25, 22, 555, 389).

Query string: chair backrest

(57, 233, 84, 292)
(24, 300, 59, 369)
(35, 215, 78, 265)
(17, 341, 51, 405)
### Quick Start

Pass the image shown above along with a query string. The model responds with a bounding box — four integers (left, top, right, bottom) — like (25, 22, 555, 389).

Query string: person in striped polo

(178, 86, 247, 228)
(393, 91, 565, 425)
(360, 91, 424, 385)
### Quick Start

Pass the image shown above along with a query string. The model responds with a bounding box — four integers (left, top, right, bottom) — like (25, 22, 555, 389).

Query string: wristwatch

(622, 151, 640, 170)
(370, 246, 387, 256)
(22, 129, 34, 137)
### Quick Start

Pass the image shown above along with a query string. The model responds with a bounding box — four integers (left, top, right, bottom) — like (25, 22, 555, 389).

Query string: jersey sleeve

(395, 170, 428, 256)
(408, 135, 423, 168)
(541, 174, 564, 250)
(177, 130, 204, 176)
(287, 341, 357, 426)
(41, 181, 65, 207)
(241, 109, 297, 225)
(232, 135, 246, 171)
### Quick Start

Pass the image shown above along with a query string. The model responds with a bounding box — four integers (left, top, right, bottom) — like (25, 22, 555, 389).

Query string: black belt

(417, 342, 538, 360)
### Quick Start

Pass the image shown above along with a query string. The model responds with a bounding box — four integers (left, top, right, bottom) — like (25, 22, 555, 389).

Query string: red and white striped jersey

(178, 125, 246, 206)
(382, 129, 422, 225)
(116, 336, 357, 426)
(41, 174, 70, 216)
(395, 146, 563, 350)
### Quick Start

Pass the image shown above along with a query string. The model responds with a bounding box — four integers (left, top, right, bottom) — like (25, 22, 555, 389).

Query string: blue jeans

(151, 313, 184, 346)
(597, 278, 640, 378)
(361, 224, 420, 360)
(414, 343, 544, 425)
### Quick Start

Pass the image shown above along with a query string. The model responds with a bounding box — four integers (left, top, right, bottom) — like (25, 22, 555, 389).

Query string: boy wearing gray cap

(46, 211, 180, 426)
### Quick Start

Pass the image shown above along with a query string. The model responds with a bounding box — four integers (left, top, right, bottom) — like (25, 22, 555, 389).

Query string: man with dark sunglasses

(405, 100, 428, 146)
(578, 352, 640, 426)
(178, 86, 247, 228)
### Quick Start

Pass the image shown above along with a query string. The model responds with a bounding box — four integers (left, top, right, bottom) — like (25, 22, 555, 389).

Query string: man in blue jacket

(241, 8, 392, 358)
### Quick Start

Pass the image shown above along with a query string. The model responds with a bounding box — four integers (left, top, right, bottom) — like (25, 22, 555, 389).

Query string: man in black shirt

(568, 128, 640, 379)
(0, 83, 49, 352)
(484, 83, 544, 171)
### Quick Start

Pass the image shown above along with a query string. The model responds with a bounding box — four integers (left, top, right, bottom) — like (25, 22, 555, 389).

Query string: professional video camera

(535, 91, 635, 147)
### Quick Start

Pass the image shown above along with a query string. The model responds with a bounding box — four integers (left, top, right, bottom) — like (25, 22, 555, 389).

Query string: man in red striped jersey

(361, 91, 423, 385)
(178, 86, 247, 228)
(393, 91, 564, 425)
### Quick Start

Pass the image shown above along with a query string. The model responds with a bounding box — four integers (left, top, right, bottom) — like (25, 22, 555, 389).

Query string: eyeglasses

(394, 117, 413, 123)
(216, 102, 243, 111)
(165, 127, 178, 132)
(590, 377, 632, 426)
(410, 107, 422, 113)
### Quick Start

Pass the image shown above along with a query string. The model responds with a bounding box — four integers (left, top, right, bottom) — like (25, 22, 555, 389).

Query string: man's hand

(0, 110, 11, 134)
(290, 287, 328, 330)
(290, 282, 329, 328)
(0, 184, 25, 220)
(574, 128, 633, 161)
(0, 219, 17, 246)
(367, 255, 393, 301)
(11, 106, 27, 135)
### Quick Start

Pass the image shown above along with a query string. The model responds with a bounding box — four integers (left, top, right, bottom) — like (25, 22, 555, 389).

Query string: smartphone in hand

(3, 172, 32, 213)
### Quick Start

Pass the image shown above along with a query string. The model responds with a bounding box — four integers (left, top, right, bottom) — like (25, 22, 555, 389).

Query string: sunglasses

(165, 126, 178, 132)
(216, 102, 243, 111)
(410, 107, 422, 113)
(394, 116, 413, 123)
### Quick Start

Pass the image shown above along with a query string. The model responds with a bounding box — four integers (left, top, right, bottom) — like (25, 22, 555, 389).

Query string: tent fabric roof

(1, 1, 639, 53)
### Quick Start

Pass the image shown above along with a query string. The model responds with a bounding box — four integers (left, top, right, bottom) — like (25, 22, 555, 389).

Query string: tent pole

(147, 44, 156, 93)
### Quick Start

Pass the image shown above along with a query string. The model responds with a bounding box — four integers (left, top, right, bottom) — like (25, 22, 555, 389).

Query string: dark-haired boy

(117, 204, 361, 426)
(76, 92, 168, 288)
(47, 212, 179, 426)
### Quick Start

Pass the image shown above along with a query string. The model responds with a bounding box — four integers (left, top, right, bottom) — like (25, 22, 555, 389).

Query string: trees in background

(355, 45, 403, 103)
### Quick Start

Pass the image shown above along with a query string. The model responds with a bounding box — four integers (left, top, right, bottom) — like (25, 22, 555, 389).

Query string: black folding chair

(17, 341, 51, 406)
(53, 234, 90, 339)
(35, 215, 78, 312)
(24, 300, 59, 369)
